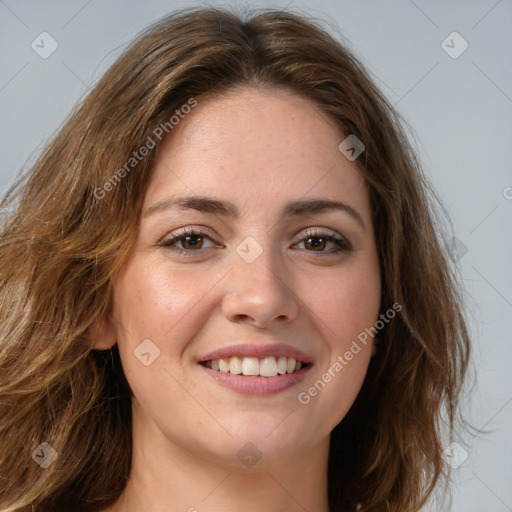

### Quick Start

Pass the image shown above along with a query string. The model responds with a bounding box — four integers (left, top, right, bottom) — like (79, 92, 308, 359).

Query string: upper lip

(198, 343, 314, 364)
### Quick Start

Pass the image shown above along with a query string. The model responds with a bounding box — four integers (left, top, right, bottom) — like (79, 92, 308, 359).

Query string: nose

(221, 241, 300, 329)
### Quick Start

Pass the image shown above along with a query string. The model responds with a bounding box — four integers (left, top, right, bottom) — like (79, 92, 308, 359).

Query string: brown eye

(160, 227, 217, 255)
(304, 236, 328, 251)
(180, 234, 204, 250)
(296, 230, 351, 254)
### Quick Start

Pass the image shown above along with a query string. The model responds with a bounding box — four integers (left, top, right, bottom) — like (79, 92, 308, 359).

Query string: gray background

(1, 0, 511, 510)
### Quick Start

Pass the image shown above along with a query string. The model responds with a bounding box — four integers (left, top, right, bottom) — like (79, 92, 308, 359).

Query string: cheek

(111, 258, 229, 377)
(294, 255, 380, 425)
(110, 260, 212, 408)
(113, 260, 207, 338)
(305, 259, 381, 346)
(297, 277, 379, 434)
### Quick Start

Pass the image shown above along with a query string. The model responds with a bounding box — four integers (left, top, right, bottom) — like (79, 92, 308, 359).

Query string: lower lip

(199, 364, 312, 396)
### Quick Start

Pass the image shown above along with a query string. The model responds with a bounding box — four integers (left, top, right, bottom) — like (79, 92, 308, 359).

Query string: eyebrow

(143, 195, 366, 230)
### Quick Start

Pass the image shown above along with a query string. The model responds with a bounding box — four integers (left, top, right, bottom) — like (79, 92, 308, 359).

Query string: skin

(92, 85, 381, 512)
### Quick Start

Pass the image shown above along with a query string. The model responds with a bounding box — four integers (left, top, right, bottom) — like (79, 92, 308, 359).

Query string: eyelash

(159, 227, 352, 257)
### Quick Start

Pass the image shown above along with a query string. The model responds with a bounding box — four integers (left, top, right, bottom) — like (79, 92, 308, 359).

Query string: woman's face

(105, 86, 381, 468)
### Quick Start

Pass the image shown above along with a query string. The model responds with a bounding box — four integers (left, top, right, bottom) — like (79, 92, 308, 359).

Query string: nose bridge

(221, 232, 299, 326)
(238, 235, 283, 286)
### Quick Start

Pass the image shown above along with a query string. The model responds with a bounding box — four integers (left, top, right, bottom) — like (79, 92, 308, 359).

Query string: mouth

(197, 344, 314, 396)
(200, 356, 311, 377)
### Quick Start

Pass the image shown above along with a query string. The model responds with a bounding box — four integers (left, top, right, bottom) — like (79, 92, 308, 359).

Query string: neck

(109, 400, 331, 512)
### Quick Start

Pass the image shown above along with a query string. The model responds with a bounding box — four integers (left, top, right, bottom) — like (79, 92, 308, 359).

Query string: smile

(201, 356, 308, 377)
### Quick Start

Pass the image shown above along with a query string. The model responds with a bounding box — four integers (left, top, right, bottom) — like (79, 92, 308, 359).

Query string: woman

(0, 7, 472, 512)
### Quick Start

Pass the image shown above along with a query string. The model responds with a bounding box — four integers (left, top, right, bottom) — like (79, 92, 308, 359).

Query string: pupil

(184, 235, 202, 249)
(307, 237, 325, 250)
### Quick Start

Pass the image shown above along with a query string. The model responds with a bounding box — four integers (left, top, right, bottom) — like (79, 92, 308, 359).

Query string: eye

(159, 227, 218, 256)
(294, 228, 352, 255)
(159, 227, 352, 257)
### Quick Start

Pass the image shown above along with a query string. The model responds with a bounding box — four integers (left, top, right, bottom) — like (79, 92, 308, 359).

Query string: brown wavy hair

(0, 6, 473, 512)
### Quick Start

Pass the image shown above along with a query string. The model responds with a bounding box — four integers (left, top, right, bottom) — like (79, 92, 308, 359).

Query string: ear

(370, 338, 378, 357)
(86, 314, 117, 350)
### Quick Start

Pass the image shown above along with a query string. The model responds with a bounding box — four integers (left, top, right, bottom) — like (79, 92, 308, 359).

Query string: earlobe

(86, 314, 117, 350)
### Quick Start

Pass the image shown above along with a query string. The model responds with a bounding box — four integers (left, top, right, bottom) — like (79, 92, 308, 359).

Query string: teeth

(242, 357, 260, 376)
(206, 356, 306, 377)
(219, 358, 229, 373)
(260, 357, 278, 377)
(229, 356, 242, 374)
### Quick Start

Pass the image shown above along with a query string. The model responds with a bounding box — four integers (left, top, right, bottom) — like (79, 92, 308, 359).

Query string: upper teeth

(206, 356, 304, 377)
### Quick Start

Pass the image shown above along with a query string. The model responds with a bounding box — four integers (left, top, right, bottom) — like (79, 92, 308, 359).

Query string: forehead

(145, 86, 370, 219)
